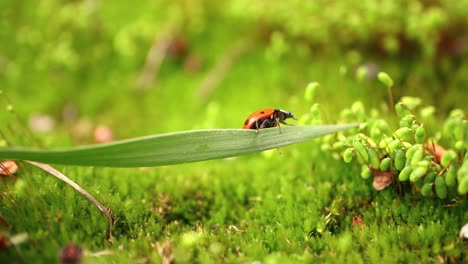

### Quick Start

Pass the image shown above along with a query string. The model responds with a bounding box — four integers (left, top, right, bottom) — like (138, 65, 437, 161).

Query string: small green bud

(339, 65, 347, 76)
(370, 127, 382, 142)
(421, 183, 433, 197)
(395, 127, 413, 142)
(376, 120, 393, 136)
(310, 104, 321, 120)
(340, 109, 353, 120)
(420, 106, 435, 119)
(6, 104, 13, 112)
(377, 72, 394, 88)
(356, 66, 368, 81)
(424, 171, 437, 184)
(458, 176, 468, 195)
(380, 157, 391, 171)
(387, 139, 402, 152)
(449, 109, 464, 118)
(415, 125, 426, 144)
(413, 179, 424, 189)
(455, 141, 464, 151)
(417, 160, 430, 167)
(410, 149, 424, 167)
(343, 148, 354, 163)
(379, 137, 393, 149)
(458, 161, 468, 182)
(402, 142, 412, 149)
(337, 133, 347, 142)
(368, 148, 380, 169)
(400, 96, 422, 110)
(298, 115, 310, 125)
(351, 101, 365, 118)
(443, 118, 458, 138)
(410, 166, 428, 182)
(353, 141, 369, 162)
(395, 103, 410, 118)
(399, 166, 413, 181)
(454, 124, 463, 141)
(332, 142, 346, 150)
(361, 165, 372, 179)
(358, 122, 368, 131)
(435, 176, 447, 199)
(305, 82, 319, 102)
(399, 115, 415, 128)
(399, 119, 411, 128)
(406, 144, 421, 159)
(445, 164, 458, 187)
(394, 149, 406, 171)
(320, 143, 331, 152)
(440, 150, 457, 167)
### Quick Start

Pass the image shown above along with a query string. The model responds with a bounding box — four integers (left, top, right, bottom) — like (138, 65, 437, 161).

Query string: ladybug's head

(275, 109, 296, 122)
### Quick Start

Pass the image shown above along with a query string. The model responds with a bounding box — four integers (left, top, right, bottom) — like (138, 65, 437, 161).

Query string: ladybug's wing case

(242, 109, 276, 129)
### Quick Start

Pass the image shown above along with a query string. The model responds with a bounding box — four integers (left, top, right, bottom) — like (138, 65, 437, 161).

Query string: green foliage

(231, 0, 468, 59)
(323, 82, 468, 198)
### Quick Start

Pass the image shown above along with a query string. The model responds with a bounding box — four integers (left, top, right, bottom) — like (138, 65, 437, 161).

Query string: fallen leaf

(0, 160, 18, 175)
(371, 168, 394, 190)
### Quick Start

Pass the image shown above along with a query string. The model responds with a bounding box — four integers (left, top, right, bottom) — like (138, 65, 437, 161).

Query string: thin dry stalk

(27, 161, 116, 241)
(135, 27, 175, 90)
(196, 37, 252, 102)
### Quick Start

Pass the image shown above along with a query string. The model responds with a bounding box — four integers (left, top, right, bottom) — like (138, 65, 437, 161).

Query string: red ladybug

(242, 109, 296, 131)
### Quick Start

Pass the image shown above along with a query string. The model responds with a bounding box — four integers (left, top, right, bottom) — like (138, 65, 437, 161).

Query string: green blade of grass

(0, 124, 357, 167)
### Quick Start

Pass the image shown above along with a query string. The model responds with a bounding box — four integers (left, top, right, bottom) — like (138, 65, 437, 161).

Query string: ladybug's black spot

(244, 119, 249, 125)
(260, 111, 265, 114)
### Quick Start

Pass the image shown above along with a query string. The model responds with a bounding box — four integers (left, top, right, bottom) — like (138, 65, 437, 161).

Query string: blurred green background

(1, 0, 467, 142)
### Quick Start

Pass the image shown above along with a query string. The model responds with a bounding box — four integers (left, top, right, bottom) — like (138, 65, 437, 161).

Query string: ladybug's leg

(276, 117, 283, 133)
(257, 119, 270, 133)
(260, 119, 270, 128)
(255, 119, 268, 133)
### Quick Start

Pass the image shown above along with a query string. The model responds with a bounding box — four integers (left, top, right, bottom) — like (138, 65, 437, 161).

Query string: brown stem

(196, 37, 253, 102)
(27, 161, 116, 241)
(135, 27, 175, 90)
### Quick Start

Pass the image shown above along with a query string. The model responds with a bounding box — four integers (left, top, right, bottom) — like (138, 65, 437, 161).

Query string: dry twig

(27, 161, 116, 241)
(196, 37, 252, 102)
(135, 27, 176, 90)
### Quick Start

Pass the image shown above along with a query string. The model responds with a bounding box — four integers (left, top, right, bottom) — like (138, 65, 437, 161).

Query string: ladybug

(242, 109, 296, 131)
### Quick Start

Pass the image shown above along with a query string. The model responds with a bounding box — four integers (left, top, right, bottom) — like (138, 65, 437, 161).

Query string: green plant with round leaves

(317, 73, 467, 198)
